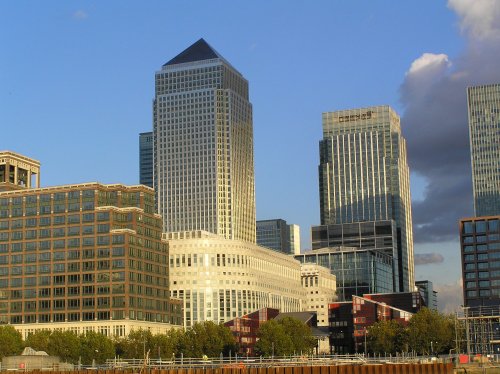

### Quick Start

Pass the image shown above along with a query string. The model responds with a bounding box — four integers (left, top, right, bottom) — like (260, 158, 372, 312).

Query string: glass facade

(311, 220, 398, 291)
(0, 184, 182, 329)
(256, 219, 299, 255)
(295, 247, 394, 301)
(153, 39, 256, 242)
(467, 84, 500, 216)
(318, 106, 414, 292)
(139, 132, 153, 188)
(460, 216, 500, 309)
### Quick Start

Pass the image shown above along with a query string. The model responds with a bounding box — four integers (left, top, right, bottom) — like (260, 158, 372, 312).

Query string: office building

(166, 230, 305, 328)
(311, 220, 398, 291)
(0, 161, 182, 338)
(0, 151, 40, 192)
(329, 292, 421, 354)
(460, 216, 500, 309)
(300, 263, 336, 326)
(295, 246, 394, 301)
(256, 219, 300, 255)
(319, 105, 414, 292)
(153, 39, 256, 242)
(467, 84, 500, 217)
(415, 280, 438, 310)
(139, 132, 153, 188)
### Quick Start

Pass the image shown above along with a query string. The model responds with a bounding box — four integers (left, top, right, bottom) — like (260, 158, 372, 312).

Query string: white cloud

(448, 0, 500, 40)
(407, 53, 450, 75)
(73, 10, 88, 20)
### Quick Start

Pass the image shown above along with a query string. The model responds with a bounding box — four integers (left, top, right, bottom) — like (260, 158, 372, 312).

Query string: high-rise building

(311, 220, 398, 291)
(139, 132, 153, 188)
(0, 155, 182, 338)
(256, 219, 300, 255)
(415, 280, 438, 310)
(153, 39, 255, 242)
(295, 246, 394, 301)
(467, 84, 500, 217)
(460, 216, 500, 309)
(318, 105, 414, 292)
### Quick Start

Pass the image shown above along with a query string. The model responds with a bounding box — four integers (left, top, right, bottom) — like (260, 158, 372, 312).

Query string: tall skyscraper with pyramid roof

(153, 39, 256, 242)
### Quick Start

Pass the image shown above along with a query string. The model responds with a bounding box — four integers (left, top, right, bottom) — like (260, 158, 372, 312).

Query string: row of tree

(0, 321, 237, 364)
(367, 308, 457, 355)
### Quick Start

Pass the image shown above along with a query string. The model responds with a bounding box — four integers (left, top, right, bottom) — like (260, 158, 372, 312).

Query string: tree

(367, 320, 407, 354)
(407, 308, 455, 355)
(79, 331, 115, 365)
(278, 317, 317, 355)
(47, 331, 80, 363)
(255, 319, 293, 357)
(24, 330, 51, 352)
(0, 326, 23, 359)
(179, 322, 237, 357)
(118, 329, 154, 359)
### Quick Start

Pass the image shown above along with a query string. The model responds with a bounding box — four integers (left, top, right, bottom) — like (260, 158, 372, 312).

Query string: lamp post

(364, 328, 368, 356)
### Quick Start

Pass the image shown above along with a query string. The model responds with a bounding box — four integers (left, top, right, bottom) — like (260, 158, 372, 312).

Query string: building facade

(415, 280, 438, 310)
(139, 132, 154, 188)
(0, 151, 40, 192)
(460, 216, 500, 309)
(153, 39, 256, 242)
(300, 263, 336, 326)
(467, 84, 500, 217)
(256, 219, 300, 255)
(295, 246, 394, 301)
(329, 293, 418, 354)
(311, 220, 398, 291)
(318, 106, 414, 292)
(0, 180, 182, 338)
(166, 230, 305, 328)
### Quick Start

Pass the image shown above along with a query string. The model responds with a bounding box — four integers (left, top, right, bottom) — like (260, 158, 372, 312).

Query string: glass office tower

(319, 106, 414, 292)
(139, 132, 153, 188)
(467, 84, 500, 217)
(153, 39, 256, 243)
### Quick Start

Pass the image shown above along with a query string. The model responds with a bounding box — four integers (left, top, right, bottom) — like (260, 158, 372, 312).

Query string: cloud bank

(401, 0, 500, 243)
(414, 253, 444, 266)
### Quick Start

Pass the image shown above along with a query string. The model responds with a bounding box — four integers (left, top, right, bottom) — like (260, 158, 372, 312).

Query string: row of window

(3, 272, 126, 287)
(0, 212, 107, 228)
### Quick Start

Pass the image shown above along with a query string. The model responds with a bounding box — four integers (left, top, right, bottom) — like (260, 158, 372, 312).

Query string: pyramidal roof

(163, 38, 223, 66)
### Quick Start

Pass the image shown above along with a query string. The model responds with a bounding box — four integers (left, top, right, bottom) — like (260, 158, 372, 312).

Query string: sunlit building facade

(300, 263, 336, 326)
(319, 106, 414, 292)
(0, 179, 182, 338)
(166, 230, 305, 328)
(153, 39, 256, 242)
(467, 84, 500, 217)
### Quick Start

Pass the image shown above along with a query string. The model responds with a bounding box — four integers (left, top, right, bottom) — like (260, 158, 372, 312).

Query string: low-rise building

(300, 263, 336, 326)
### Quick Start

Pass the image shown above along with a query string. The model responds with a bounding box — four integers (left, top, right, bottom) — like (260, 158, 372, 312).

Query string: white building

(166, 231, 306, 327)
(300, 264, 337, 326)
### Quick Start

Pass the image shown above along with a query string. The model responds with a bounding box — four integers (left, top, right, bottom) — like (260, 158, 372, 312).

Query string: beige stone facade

(0, 151, 40, 192)
(300, 263, 337, 326)
(166, 230, 306, 327)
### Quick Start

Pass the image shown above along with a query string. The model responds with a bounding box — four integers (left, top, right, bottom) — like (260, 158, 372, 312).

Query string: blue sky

(2, 1, 499, 311)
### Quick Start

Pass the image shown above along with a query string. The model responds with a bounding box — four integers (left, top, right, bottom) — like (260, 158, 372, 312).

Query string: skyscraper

(318, 105, 414, 292)
(139, 132, 153, 188)
(256, 218, 301, 255)
(467, 84, 500, 217)
(153, 39, 256, 242)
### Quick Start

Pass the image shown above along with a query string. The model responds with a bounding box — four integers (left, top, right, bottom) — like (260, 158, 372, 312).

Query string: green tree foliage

(79, 331, 115, 365)
(24, 330, 51, 352)
(255, 317, 316, 357)
(178, 322, 237, 357)
(367, 320, 407, 354)
(47, 331, 80, 363)
(0, 326, 23, 359)
(117, 329, 154, 359)
(407, 308, 455, 355)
